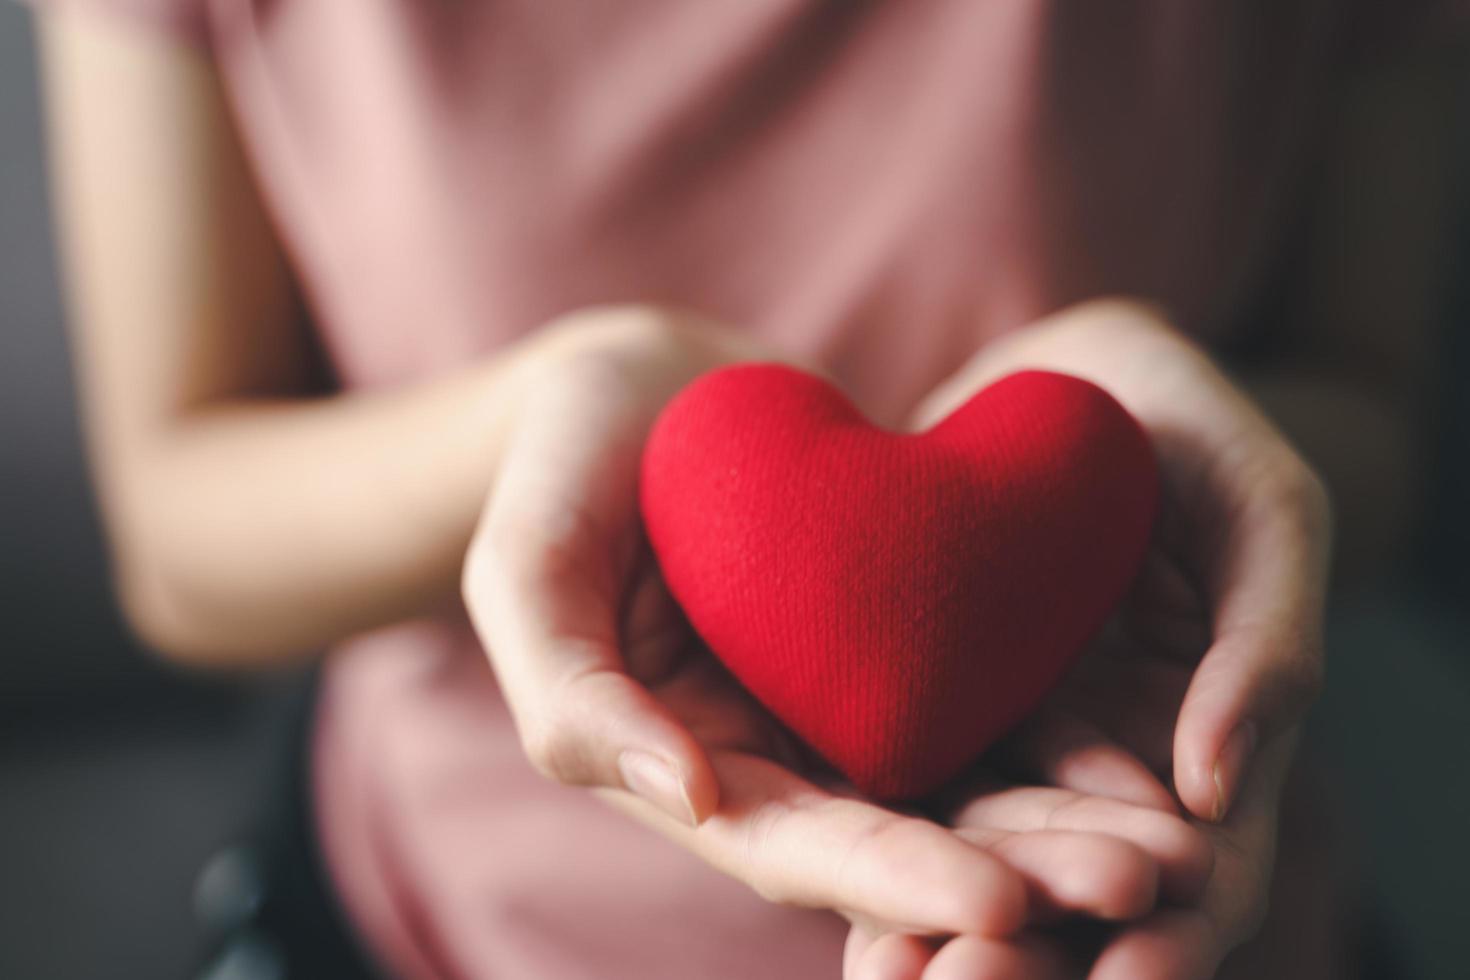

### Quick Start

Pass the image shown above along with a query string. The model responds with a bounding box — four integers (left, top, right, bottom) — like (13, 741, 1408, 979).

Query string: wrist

(520, 304, 723, 367)
(516, 304, 780, 408)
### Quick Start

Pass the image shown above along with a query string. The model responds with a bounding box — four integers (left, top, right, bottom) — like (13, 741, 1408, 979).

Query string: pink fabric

(207, 0, 1365, 419)
(17, 1, 1465, 977)
(312, 617, 846, 979)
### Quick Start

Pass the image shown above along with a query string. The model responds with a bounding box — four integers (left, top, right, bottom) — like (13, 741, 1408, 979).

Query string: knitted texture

(641, 364, 1158, 799)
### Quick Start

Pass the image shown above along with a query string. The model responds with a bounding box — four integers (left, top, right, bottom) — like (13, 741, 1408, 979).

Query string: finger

(922, 933, 1077, 980)
(954, 829, 1158, 922)
(843, 927, 874, 980)
(953, 787, 1213, 904)
(1173, 467, 1330, 822)
(1087, 909, 1223, 980)
(848, 931, 933, 980)
(994, 706, 1178, 812)
(602, 752, 1029, 938)
(465, 377, 718, 825)
(1093, 738, 1292, 979)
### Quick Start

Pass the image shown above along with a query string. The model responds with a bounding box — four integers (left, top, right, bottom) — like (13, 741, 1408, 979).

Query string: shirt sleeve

(13, 0, 211, 49)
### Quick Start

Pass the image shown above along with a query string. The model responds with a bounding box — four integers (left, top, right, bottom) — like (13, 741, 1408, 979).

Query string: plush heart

(640, 364, 1158, 799)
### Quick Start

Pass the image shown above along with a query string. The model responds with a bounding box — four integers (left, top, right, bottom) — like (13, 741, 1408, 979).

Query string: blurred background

(1, 4, 1467, 979)
(1, 9, 318, 978)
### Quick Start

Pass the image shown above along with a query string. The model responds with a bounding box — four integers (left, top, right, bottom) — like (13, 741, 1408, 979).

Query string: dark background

(2, 5, 1468, 979)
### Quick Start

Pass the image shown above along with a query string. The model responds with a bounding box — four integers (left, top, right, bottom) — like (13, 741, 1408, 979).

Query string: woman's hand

(462, 304, 1201, 941)
(464, 305, 762, 824)
(843, 765, 1218, 980)
(844, 556, 1299, 979)
(916, 298, 1331, 826)
(844, 298, 1332, 977)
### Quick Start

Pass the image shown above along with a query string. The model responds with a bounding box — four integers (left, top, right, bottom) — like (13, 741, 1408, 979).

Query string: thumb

(1172, 624, 1321, 821)
(462, 363, 719, 826)
(1172, 471, 1330, 822)
(465, 519, 720, 827)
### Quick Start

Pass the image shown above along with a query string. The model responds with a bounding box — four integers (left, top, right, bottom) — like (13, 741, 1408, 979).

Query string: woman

(31, 1, 1456, 977)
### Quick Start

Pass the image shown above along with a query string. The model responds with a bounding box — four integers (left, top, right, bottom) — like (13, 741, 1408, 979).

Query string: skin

(846, 306, 1331, 978)
(463, 311, 1216, 939)
(38, 7, 1443, 978)
(41, 9, 1197, 945)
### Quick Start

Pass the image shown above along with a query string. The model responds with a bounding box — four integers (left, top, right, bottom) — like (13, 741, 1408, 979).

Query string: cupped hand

(462, 305, 1195, 941)
(608, 556, 1211, 942)
(844, 298, 1332, 977)
(842, 556, 1298, 979)
(913, 299, 1331, 825)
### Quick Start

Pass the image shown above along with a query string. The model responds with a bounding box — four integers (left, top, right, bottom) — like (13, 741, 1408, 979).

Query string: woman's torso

(178, 1, 1379, 976)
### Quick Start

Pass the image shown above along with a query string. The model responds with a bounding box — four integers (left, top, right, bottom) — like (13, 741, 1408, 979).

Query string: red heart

(641, 364, 1158, 799)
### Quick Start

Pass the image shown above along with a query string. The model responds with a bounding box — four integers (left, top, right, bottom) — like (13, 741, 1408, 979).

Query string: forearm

(107, 351, 527, 665)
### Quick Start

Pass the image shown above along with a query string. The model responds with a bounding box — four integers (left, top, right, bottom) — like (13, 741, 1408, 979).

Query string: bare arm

(39, 10, 531, 663)
(40, 17, 1152, 938)
(36, 11, 1229, 942)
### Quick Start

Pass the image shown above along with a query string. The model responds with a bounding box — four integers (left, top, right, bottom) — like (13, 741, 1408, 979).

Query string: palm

(476, 327, 1128, 942)
(949, 535, 1298, 979)
(623, 536, 1190, 800)
(843, 415, 1303, 979)
(623, 558, 1219, 961)
(480, 304, 1322, 975)
(620, 557, 800, 766)
(843, 515, 1287, 979)
(999, 535, 1208, 810)
(851, 304, 1324, 977)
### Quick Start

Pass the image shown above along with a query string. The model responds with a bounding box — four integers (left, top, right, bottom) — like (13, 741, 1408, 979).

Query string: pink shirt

(28, 1, 1467, 976)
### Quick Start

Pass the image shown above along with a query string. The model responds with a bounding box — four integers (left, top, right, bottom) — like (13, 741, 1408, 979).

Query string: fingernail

(1211, 722, 1257, 822)
(618, 750, 697, 828)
